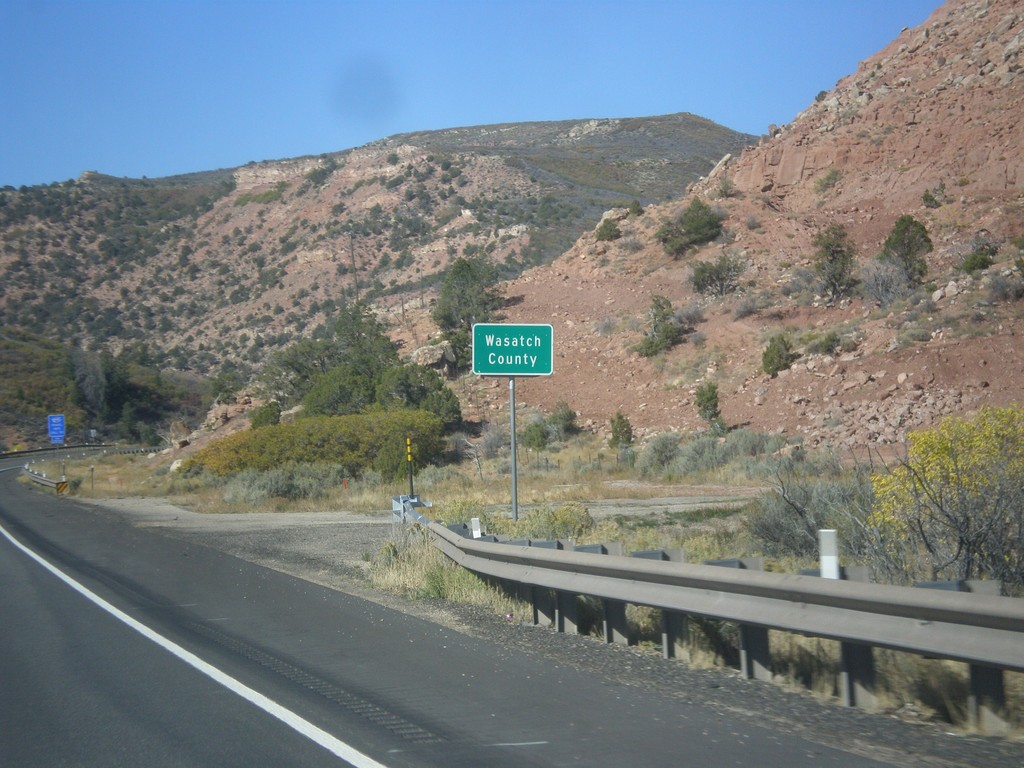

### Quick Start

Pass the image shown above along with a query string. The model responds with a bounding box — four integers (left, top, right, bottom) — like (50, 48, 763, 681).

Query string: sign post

(472, 324, 553, 521)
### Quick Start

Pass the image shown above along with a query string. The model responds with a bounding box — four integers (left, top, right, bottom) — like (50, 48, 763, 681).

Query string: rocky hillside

(439, 0, 1024, 452)
(0, 113, 752, 376)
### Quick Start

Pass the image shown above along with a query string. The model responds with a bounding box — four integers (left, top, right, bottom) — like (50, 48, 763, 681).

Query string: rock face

(733, 0, 1024, 221)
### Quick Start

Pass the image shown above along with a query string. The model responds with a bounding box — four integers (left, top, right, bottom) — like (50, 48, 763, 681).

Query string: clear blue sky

(1, 0, 941, 189)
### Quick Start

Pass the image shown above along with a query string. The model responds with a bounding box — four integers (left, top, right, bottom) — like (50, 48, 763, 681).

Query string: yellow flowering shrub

(870, 405, 1024, 589)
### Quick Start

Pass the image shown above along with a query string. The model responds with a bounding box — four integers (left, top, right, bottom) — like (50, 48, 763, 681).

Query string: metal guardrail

(427, 520, 1024, 668)
(22, 466, 63, 489)
(422, 518, 1024, 732)
(20, 446, 150, 493)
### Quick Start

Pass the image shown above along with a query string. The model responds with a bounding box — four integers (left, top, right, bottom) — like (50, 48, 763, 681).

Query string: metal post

(406, 436, 414, 498)
(509, 377, 518, 522)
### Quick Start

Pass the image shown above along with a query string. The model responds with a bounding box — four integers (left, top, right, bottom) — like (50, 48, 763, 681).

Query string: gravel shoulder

(79, 496, 1023, 768)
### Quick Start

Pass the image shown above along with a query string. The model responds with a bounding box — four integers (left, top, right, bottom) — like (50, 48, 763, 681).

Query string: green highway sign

(472, 323, 553, 377)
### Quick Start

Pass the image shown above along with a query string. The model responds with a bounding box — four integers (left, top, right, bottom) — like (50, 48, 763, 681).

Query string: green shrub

(183, 410, 444, 479)
(521, 420, 548, 450)
(880, 215, 931, 283)
(637, 432, 682, 476)
(805, 331, 841, 356)
(250, 401, 282, 429)
(655, 198, 724, 258)
(635, 295, 681, 357)
(960, 231, 999, 274)
(305, 158, 338, 187)
(609, 411, 633, 448)
(813, 224, 856, 300)
(484, 502, 595, 541)
(222, 462, 346, 504)
(595, 218, 622, 241)
(524, 502, 594, 540)
(695, 382, 721, 425)
(691, 253, 745, 296)
(922, 181, 946, 209)
(548, 401, 578, 438)
(762, 334, 796, 377)
(234, 181, 287, 206)
(961, 250, 994, 274)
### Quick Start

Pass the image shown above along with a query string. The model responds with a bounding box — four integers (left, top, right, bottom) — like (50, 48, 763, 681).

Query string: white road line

(0, 520, 391, 768)
(488, 741, 549, 747)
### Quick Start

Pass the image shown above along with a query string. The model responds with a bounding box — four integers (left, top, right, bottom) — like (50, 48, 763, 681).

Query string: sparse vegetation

(813, 223, 856, 300)
(762, 333, 797, 377)
(690, 252, 745, 296)
(960, 231, 999, 274)
(879, 214, 931, 284)
(635, 295, 681, 358)
(235, 181, 288, 206)
(432, 256, 503, 368)
(655, 198, 724, 258)
(694, 382, 725, 433)
(609, 411, 633, 448)
(594, 217, 622, 241)
(814, 167, 842, 194)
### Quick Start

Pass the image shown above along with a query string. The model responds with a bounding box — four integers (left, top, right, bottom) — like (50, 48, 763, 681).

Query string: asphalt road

(1, 454, 1019, 767)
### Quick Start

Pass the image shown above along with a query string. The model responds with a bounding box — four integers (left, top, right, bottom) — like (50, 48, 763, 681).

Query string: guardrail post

(840, 642, 876, 709)
(661, 612, 688, 660)
(532, 587, 555, 628)
(629, 549, 688, 659)
(739, 623, 771, 682)
(602, 599, 629, 645)
(572, 542, 627, 641)
(555, 591, 578, 634)
(707, 557, 771, 681)
(838, 567, 876, 708)
(969, 664, 1009, 734)
(913, 578, 1007, 730)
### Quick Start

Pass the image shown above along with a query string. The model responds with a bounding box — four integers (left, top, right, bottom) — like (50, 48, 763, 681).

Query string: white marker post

(819, 529, 840, 579)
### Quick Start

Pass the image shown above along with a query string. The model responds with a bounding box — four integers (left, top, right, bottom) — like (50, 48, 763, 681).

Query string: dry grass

(368, 526, 529, 619)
